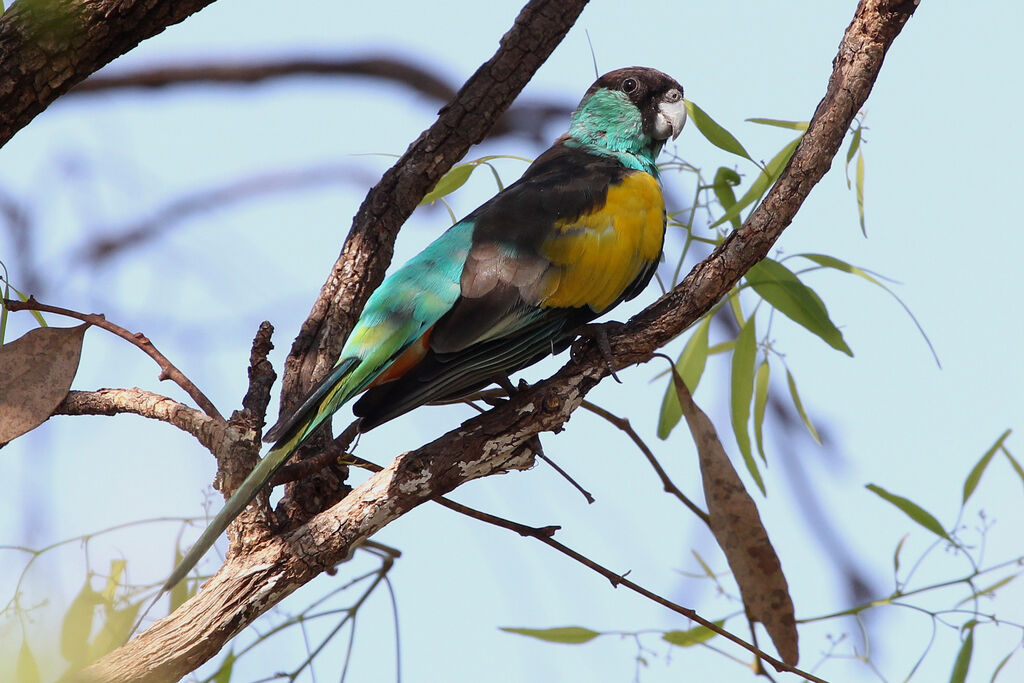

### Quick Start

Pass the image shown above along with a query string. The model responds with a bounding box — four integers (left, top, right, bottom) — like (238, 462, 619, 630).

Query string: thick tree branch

(83, 1, 916, 680)
(0, 0, 219, 148)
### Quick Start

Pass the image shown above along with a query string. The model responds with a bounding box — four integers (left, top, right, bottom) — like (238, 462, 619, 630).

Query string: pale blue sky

(2, 1, 1022, 681)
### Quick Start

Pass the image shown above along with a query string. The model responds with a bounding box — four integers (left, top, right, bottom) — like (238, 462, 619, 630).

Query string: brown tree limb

(82, 0, 916, 680)
(4, 296, 223, 419)
(0, 0, 220, 149)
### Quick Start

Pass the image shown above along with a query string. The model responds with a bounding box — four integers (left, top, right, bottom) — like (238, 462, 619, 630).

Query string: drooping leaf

(657, 316, 711, 439)
(1004, 449, 1024, 493)
(685, 100, 753, 162)
(88, 601, 143, 662)
(955, 574, 1019, 608)
(785, 368, 821, 444)
(963, 429, 1011, 504)
(17, 640, 41, 683)
(892, 534, 908, 575)
(710, 137, 801, 229)
(753, 360, 771, 462)
(856, 150, 866, 235)
(672, 375, 798, 665)
(949, 624, 974, 683)
(0, 324, 88, 445)
(730, 316, 762, 492)
(746, 258, 852, 356)
(797, 252, 939, 366)
(746, 117, 809, 131)
(101, 559, 127, 604)
(662, 621, 724, 647)
(865, 484, 950, 541)
(500, 626, 601, 645)
(212, 650, 237, 683)
(712, 167, 742, 231)
(61, 580, 101, 665)
(845, 126, 862, 182)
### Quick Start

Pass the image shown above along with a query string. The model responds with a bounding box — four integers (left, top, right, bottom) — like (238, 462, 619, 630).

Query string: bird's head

(567, 67, 686, 174)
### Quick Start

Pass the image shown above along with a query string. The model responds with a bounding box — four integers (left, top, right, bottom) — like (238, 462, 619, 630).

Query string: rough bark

(0, 0, 219, 148)
(76, 1, 918, 680)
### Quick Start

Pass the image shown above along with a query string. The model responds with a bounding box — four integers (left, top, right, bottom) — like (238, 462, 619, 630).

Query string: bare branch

(4, 297, 223, 420)
(0, 0, 220, 148)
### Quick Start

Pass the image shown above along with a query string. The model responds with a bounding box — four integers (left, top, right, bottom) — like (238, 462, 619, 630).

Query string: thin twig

(3, 296, 223, 420)
(434, 497, 826, 682)
(581, 400, 710, 525)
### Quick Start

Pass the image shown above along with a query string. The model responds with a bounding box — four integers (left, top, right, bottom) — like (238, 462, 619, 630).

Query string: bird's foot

(572, 321, 624, 383)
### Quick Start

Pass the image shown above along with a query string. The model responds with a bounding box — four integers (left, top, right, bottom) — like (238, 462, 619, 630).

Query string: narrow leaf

(685, 100, 753, 161)
(746, 117, 809, 131)
(101, 560, 126, 604)
(17, 640, 41, 683)
(845, 127, 863, 182)
(730, 316, 762, 492)
(212, 650, 237, 683)
(956, 574, 1019, 608)
(1003, 449, 1024, 492)
(673, 377, 797, 664)
(0, 324, 88, 445)
(785, 369, 821, 444)
(709, 137, 801, 229)
(753, 360, 770, 462)
(963, 429, 1012, 503)
(657, 316, 711, 439)
(500, 626, 600, 645)
(798, 253, 940, 366)
(949, 626, 974, 683)
(88, 602, 143, 661)
(419, 164, 475, 205)
(61, 581, 100, 664)
(712, 167, 742, 231)
(746, 258, 852, 356)
(865, 484, 950, 540)
(662, 621, 723, 647)
(856, 150, 866, 236)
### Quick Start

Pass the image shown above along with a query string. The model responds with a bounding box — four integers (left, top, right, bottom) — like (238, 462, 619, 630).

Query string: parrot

(164, 66, 685, 591)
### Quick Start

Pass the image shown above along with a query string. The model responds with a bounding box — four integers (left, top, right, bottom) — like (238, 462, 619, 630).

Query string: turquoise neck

(565, 89, 663, 176)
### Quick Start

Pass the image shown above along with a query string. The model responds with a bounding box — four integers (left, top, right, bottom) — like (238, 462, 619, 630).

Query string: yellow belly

(540, 171, 665, 312)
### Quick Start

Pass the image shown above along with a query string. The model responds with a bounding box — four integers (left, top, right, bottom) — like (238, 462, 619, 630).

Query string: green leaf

(61, 580, 101, 664)
(657, 316, 711, 439)
(88, 601, 143, 661)
(845, 127, 862, 182)
(500, 626, 601, 645)
(963, 429, 1012, 504)
(892, 534, 908, 575)
(797, 253, 940, 366)
(949, 625, 974, 683)
(684, 100, 753, 162)
(785, 368, 821, 444)
(746, 258, 852, 356)
(753, 360, 770, 462)
(662, 621, 724, 647)
(101, 559, 126, 604)
(730, 315, 763, 492)
(419, 164, 475, 205)
(1003, 449, 1024, 493)
(710, 137, 801, 229)
(17, 639, 41, 683)
(712, 167, 742, 231)
(990, 648, 1019, 681)
(865, 484, 950, 540)
(746, 117, 809, 131)
(212, 650, 237, 683)
(956, 573, 1019, 608)
(856, 150, 866, 236)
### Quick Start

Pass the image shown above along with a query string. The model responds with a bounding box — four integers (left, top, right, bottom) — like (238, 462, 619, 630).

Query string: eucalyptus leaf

(730, 316, 761, 490)
(746, 258, 852, 356)
(785, 369, 821, 444)
(865, 484, 950, 540)
(710, 137, 801, 229)
(685, 100, 753, 161)
(662, 621, 723, 647)
(500, 626, 601, 645)
(753, 360, 770, 462)
(963, 429, 1012, 504)
(746, 117, 809, 131)
(657, 316, 711, 439)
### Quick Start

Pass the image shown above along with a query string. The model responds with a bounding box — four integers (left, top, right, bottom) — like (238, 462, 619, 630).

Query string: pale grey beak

(654, 93, 687, 140)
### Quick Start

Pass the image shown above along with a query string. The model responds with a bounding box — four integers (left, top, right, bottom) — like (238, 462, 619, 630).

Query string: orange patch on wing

(365, 325, 434, 389)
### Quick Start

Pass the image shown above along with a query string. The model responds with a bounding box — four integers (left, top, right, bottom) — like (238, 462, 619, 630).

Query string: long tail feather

(163, 358, 360, 592)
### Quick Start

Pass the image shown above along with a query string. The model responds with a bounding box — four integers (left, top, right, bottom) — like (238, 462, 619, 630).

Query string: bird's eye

(664, 89, 682, 103)
(621, 78, 638, 93)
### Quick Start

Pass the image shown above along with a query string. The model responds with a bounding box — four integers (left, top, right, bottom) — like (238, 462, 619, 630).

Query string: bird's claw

(572, 322, 624, 383)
